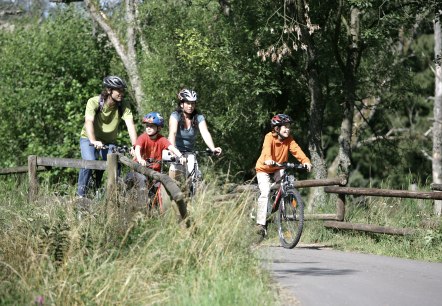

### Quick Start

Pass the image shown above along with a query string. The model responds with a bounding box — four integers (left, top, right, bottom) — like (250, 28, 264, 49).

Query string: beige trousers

(256, 170, 283, 226)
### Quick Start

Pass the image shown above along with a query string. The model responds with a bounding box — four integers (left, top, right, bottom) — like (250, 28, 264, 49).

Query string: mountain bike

(85, 144, 129, 199)
(178, 148, 215, 199)
(124, 151, 179, 214)
(143, 156, 176, 213)
(266, 162, 307, 249)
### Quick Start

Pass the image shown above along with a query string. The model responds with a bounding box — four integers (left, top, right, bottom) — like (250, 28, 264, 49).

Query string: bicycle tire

(85, 172, 99, 199)
(277, 188, 304, 249)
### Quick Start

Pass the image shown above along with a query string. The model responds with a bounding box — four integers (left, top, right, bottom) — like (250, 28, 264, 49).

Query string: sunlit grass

(301, 192, 442, 262)
(0, 180, 277, 305)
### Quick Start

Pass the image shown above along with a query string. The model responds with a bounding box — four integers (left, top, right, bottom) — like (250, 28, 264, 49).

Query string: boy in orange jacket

(255, 114, 312, 238)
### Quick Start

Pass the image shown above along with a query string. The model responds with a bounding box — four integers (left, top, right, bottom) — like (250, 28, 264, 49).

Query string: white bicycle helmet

(177, 88, 197, 102)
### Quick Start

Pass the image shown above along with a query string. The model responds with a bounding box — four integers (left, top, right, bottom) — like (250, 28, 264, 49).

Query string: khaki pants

(256, 170, 284, 226)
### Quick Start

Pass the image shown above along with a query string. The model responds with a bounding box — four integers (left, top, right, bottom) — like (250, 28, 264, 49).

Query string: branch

(421, 149, 433, 162)
(83, 0, 129, 67)
(355, 128, 409, 148)
(0, 10, 24, 16)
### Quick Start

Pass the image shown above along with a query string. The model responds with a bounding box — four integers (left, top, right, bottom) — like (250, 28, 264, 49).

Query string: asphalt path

(259, 245, 442, 306)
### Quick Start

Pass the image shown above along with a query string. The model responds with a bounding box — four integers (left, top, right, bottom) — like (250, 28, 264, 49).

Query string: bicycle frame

(168, 148, 213, 198)
(268, 171, 297, 213)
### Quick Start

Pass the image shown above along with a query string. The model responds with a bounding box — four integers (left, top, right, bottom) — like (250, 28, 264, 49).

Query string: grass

(3, 176, 442, 305)
(0, 180, 279, 306)
(299, 194, 442, 262)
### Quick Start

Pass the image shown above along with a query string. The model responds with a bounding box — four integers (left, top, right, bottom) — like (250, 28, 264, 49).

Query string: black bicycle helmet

(103, 76, 127, 89)
(177, 88, 197, 102)
(271, 114, 293, 126)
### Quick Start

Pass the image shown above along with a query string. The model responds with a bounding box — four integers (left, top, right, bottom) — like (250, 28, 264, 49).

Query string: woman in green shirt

(77, 76, 137, 198)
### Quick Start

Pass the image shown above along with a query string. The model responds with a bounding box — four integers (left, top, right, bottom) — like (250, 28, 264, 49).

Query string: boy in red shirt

(126, 112, 185, 205)
(255, 114, 312, 238)
(134, 112, 184, 169)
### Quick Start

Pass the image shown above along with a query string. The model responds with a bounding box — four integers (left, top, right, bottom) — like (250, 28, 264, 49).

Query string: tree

(0, 7, 113, 177)
(433, 8, 442, 215)
(51, 0, 145, 111)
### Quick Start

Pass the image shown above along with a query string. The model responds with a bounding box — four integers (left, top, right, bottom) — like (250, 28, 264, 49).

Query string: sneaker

(256, 224, 267, 238)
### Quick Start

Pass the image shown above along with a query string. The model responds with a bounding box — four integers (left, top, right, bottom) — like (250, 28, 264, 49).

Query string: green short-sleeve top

(80, 95, 133, 144)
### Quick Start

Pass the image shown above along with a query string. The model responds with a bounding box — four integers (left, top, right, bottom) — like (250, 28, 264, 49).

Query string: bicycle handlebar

(274, 162, 308, 171)
(89, 143, 129, 154)
(146, 157, 177, 164)
(182, 148, 217, 156)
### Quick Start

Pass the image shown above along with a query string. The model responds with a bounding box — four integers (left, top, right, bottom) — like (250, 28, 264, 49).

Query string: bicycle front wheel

(277, 189, 304, 249)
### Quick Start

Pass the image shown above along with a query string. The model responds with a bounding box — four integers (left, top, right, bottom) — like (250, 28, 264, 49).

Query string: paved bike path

(259, 245, 442, 306)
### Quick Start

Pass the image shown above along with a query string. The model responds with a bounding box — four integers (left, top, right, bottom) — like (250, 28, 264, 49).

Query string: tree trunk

(336, 6, 360, 179)
(433, 11, 442, 216)
(328, 97, 380, 177)
(293, 0, 328, 211)
(83, 0, 144, 112)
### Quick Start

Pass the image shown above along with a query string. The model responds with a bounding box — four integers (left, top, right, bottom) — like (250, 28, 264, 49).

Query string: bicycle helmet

(103, 76, 127, 89)
(142, 112, 164, 127)
(271, 114, 293, 126)
(177, 88, 197, 102)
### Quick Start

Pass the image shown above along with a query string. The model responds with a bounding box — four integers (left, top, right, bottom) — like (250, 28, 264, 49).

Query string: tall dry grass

(0, 180, 278, 305)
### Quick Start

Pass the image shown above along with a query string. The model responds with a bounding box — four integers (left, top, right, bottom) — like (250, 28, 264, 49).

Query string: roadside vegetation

(2, 171, 442, 304)
(0, 180, 278, 306)
(285, 191, 442, 262)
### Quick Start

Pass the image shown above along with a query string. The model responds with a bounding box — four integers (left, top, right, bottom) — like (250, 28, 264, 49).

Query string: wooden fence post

(336, 194, 345, 221)
(28, 155, 38, 203)
(106, 153, 118, 202)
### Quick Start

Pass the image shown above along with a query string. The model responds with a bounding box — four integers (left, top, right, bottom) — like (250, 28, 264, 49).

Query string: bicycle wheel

(85, 172, 98, 199)
(277, 189, 304, 249)
(189, 178, 200, 198)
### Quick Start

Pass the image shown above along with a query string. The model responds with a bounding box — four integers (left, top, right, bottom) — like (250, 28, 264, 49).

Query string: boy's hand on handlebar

(264, 160, 275, 166)
(138, 158, 147, 166)
(303, 163, 312, 172)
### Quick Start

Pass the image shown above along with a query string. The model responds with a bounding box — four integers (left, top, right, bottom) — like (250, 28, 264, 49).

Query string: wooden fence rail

(3, 156, 440, 235)
(0, 165, 47, 175)
(324, 186, 442, 200)
(25, 154, 188, 220)
(323, 186, 442, 235)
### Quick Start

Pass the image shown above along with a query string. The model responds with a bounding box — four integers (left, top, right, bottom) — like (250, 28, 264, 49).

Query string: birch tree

(433, 9, 442, 216)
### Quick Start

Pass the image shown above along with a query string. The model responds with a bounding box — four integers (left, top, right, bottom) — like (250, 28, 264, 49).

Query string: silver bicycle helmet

(103, 76, 127, 89)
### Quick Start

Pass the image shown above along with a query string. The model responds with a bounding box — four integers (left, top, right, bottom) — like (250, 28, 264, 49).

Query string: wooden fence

(24, 154, 188, 220)
(323, 186, 442, 235)
(2, 155, 441, 235)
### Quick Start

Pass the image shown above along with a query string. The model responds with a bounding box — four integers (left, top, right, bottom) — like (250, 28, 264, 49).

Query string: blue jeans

(76, 138, 117, 197)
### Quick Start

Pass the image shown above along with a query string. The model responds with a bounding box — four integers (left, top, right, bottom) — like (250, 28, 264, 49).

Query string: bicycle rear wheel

(277, 189, 304, 249)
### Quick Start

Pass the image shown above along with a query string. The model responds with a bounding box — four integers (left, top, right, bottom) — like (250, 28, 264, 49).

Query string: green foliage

(0, 0, 440, 189)
(0, 7, 118, 182)
(136, 0, 314, 179)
